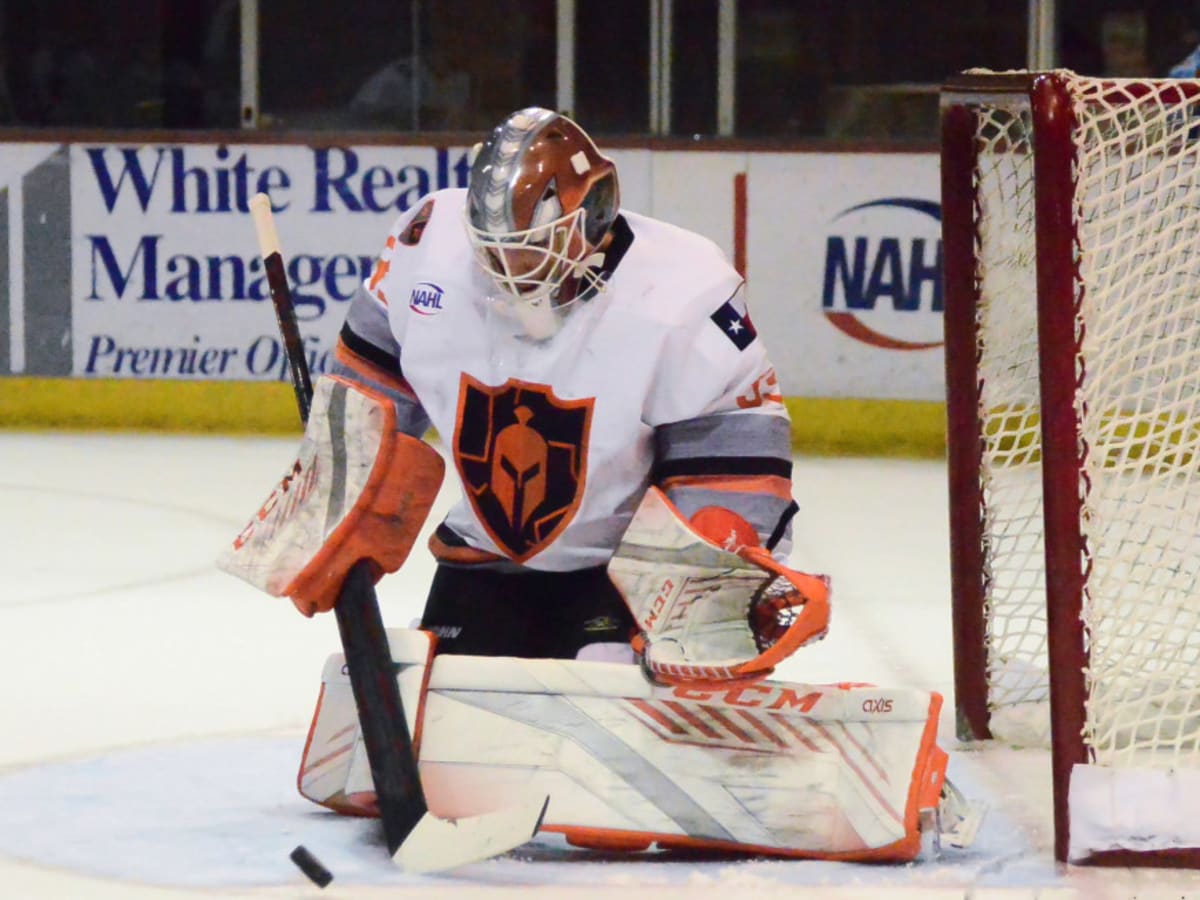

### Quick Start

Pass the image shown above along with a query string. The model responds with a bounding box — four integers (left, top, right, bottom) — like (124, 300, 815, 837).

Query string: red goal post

(941, 69, 1200, 866)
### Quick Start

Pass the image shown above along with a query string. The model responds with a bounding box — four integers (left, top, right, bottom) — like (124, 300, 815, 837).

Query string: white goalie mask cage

(465, 107, 619, 339)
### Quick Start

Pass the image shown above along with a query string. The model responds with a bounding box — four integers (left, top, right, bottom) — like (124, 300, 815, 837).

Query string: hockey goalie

(219, 106, 982, 864)
(220, 381, 981, 864)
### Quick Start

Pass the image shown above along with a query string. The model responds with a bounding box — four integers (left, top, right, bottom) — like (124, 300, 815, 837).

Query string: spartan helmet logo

(454, 375, 594, 562)
(492, 406, 546, 533)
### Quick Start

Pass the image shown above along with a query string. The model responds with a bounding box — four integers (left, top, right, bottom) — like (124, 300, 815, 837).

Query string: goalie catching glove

(218, 375, 444, 616)
(607, 487, 830, 684)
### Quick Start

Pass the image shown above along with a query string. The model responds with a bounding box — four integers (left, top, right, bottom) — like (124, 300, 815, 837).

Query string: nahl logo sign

(821, 197, 943, 351)
(409, 281, 444, 315)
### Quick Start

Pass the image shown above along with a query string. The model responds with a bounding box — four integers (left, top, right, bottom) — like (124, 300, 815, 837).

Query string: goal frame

(941, 69, 1200, 867)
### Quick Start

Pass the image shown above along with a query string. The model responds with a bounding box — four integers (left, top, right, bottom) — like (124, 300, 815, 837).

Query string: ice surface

(2, 432, 1199, 898)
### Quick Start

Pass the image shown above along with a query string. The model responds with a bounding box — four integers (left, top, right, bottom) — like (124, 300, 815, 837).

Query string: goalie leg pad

(298, 629, 952, 862)
(298, 628, 436, 815)
(218, 375, 445, 615)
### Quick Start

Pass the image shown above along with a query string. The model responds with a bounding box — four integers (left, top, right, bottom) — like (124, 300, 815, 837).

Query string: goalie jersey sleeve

(644, 262, 795, 560)
(331, 201, 434, 439)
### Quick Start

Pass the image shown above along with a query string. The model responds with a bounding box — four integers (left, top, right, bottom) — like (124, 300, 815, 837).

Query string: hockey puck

(290, 845, 333, 888)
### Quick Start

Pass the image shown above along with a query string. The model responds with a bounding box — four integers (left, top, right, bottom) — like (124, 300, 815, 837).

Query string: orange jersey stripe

(657, 473, 793, 500)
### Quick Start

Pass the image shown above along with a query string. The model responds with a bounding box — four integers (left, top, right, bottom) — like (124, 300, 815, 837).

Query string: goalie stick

(248, 192, 548, 874)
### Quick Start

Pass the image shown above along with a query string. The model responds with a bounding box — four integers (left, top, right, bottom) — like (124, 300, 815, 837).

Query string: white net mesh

(968, 72, 1200, 763)
(971, 95, 1052, 747)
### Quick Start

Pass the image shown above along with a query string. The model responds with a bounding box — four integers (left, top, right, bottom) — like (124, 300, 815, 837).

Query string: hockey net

(941, 69, 1200, 864)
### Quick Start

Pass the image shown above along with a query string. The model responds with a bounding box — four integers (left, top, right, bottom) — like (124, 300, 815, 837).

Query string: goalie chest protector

(367, 189, 781, 569)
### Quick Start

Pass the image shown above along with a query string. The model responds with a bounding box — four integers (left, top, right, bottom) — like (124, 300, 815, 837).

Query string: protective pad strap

(218, 375, 444, 615)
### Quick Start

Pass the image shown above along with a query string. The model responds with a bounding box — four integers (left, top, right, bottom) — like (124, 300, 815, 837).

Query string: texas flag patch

(710, 296, 757, 350)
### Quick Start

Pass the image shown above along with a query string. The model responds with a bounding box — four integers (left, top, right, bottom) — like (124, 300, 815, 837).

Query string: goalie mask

(465, 107, 620, 339)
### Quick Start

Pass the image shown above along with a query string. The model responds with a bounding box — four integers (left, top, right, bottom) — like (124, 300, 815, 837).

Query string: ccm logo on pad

(409, 281, 445, 315)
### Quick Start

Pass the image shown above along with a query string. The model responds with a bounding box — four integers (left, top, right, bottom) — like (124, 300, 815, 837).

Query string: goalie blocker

(217, 375, 444, 616)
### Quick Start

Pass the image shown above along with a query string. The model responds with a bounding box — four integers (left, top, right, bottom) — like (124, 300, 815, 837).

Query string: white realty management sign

(70, 143, 474, 381)
(0, 140, 945, 402)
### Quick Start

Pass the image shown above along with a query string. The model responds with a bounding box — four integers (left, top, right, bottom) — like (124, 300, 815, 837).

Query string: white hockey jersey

(334, 188, 793, 571)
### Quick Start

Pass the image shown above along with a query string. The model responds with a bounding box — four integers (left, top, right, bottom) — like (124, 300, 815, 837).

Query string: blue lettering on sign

(311, 147, 472, 213)
(83, 333, 240, 376)
(86, 148, 166, 212)
(409, 281, 444, 315)
(245, 334, 334, 380)
(821, 198, 943, 313)
(85, 233, 375, 321)
(82, 333, 335, 380)
(86, 147, 290, 213)
(84, 143, 472, 215)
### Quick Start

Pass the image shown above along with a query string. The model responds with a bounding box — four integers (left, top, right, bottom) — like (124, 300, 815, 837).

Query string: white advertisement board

(69, 143, 475, 381)
(0, 140, 945, 402)
(746, 152, 944, 401)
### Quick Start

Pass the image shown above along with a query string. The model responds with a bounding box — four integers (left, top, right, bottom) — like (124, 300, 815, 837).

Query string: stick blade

(394, 794, 549, 875)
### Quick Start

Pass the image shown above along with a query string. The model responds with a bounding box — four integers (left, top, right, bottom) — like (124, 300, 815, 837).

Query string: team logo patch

(399, 198, 435, 245)
(453, 375, 593, 562)
(711, 297, 757, 350)
(409, 281, 444, 315)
